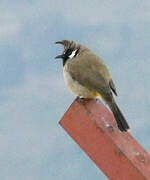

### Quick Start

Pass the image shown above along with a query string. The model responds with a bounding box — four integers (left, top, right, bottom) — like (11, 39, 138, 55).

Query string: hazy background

(0, 0, 150, 179)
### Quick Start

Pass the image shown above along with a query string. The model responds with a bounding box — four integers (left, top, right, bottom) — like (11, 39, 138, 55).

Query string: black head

(55, 40, 80, 66)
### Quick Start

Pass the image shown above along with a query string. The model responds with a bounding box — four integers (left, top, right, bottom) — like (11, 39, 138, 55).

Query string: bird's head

(55, 40, 81, 65)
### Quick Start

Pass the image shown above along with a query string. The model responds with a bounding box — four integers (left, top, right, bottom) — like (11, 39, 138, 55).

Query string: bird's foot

(76, 96, 85, 102)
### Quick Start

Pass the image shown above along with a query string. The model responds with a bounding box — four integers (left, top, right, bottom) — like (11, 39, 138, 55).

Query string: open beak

(55, 41, 64, 45)
(55, 54, 65, 59)
(55, 41, 65, 59)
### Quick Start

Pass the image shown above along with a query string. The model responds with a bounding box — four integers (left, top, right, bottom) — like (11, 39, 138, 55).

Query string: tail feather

(109, 102, 130, 132)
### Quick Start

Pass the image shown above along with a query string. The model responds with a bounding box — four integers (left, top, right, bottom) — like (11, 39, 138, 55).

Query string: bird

(55, 40, 130, 132)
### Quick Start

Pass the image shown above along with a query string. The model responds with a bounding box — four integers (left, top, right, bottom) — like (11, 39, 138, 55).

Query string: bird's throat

(63, 58, 68, 66)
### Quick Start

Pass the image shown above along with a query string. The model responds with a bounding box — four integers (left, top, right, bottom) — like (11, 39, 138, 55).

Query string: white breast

(63, 68, 97, 98)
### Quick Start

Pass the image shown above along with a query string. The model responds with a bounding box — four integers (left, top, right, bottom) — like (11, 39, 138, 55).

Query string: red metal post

(59, 99, 150, 180)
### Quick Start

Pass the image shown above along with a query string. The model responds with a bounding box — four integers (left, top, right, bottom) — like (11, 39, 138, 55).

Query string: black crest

(55, 40, 80, 66)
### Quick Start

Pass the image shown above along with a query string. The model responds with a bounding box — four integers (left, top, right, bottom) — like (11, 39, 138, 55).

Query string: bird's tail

(108, 101, 130, 132)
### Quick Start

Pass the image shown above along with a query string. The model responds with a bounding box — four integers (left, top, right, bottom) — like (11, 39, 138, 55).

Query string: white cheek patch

(69, 49, 77, 59)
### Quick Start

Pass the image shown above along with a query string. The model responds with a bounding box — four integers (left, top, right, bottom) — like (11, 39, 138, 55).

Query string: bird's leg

(76, 96, 85, 102)
(76, 96, 94, 104)
(96, 98, 101, 103)
(96, 97, 104, 105)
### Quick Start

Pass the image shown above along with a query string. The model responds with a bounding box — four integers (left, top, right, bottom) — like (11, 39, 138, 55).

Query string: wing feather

(66, 52, 114, 99)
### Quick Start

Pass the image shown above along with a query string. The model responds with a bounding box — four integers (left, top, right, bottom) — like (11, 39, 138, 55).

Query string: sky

(0, 0, 150, 179)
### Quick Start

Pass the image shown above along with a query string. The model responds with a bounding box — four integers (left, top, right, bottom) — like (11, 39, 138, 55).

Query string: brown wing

(66, 52, 114, 100)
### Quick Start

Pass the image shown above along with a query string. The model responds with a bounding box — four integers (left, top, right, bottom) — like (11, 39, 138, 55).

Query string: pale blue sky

(0, 0, 150, 179)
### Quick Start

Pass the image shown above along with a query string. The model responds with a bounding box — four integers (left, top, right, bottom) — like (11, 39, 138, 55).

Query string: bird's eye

(63, 48, 78, 59)
(65, 49, 73, 56)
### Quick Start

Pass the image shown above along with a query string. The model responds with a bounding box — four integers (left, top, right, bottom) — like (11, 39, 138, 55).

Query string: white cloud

(0, 11, 20, 41)
(0, 0, 150, 41)
(54, 0, 150, 25)
(0, 71, 77, 179)
(0, 22, 20, 40)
